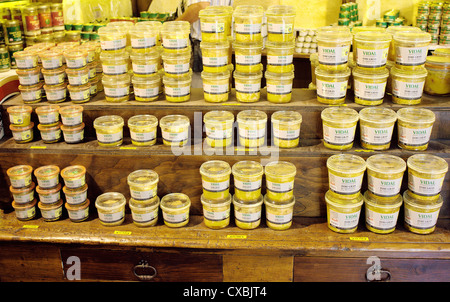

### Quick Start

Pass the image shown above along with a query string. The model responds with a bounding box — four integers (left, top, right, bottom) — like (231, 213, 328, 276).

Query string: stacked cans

(416, 2, 450, 45)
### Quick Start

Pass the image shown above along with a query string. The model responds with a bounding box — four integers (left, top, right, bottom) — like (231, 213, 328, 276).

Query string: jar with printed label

(271, 110, 302, 148)
(44, 83, 67, 104)
(102, 74, 131, 102)
(129, 196, 160, 227)
(364, 190, 403, 234)
(66, 66, 89, 86)
(39, 50, 63, 70)
(98, 26, 128, 53)
(265, 71, 295, 103)
(63, 183, 88, 206)
(393, 32, 431, 71)
(59, 105, 83, 126)
(13, 51, 38, 69)
(233, 5, 264, 42)
(321, 106, 359, 150)
(201, 70, 230, 102)
(199, 8, 229, 42)
(236, 110, 267, 147)
(386, 26, 421, 62)
(16, 67, 41, 87)
(163, 72, 192, 102)
(61, 123, 84, 144)
(316, 26, 352, 72)
(160, 193, 191, 228)
(12, 199, 37, 221)
(61, 165, 86, 190)
(315, 66, 351, 104)
(36, 183, 61, 205)
(161, 50, 191, 77)
(63, 49, 88, 69)
(10, 182, 35, 204)
(201, 194, 231, 229)
(265, 5, 296, 42)
(7, 105, 32, 126)
(42, 66, 66, 86)
(159, 114, 190, 147)
(264, 161, 297, 203)
(396, 108, 435, 151)
(128, 115, 158, 146)
(65, 199, 90, 222)
(129, 22, 161, 53)
(325, 189, 363, 234)
(366, 154, 406, 200)
(354, 31, 391, 70)
(34, 165, 60, 189)
(200, 160, 231, 200)
(10, 122, 34, 143)
(233, 70, 262, 103)
(130, 49, 161, 76)
(203, 110, 234, 147)
(327, 154, 366, 200)
(265, 41, 295, 73)
(7, 165, 33, 189)
(68, 83, 91, 104)
(100, 51, 130, 76)
(359, 107, 397, 150)
(232, 194, 263, 230)
(95, 192, 127, 226)
(37, 122, 61, 143)
(232, 161, 263, 201)
(352, 67, 389, 105)
(160, 21, 191, 53)
(351, 26, 386, 56)
(233, 41, 263, 73)
(132, 74, 161, 102)
(423, 55, 450, 95)
(264, 195, 295, 231)
(200, 41, 229, 73)
(390, 66, 427, 105)
(127, 169, 159, 202)
(403, 190, 443, 234)
(93, 115, 124, 147)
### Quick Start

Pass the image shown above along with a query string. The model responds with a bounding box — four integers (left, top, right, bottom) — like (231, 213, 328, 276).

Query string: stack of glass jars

(64, 42, 91, 103)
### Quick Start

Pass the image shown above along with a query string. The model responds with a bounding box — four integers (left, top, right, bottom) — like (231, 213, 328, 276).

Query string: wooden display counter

(0, 88, 449, 282)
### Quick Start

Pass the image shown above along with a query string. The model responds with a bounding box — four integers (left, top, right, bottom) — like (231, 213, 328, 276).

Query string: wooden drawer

(294, 256, 450, 282)
(60, 247, 223, 282)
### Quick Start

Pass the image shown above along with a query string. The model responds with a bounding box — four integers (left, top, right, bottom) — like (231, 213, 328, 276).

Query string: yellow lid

(232, 160, 263, 178)
(200, 160, 231, 178)
(264, 161, 296, 178)
(396, 108, 435, 124)
(327, 154, 366, 174)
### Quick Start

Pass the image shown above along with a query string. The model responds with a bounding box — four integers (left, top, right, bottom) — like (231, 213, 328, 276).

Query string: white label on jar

(366, 207, 399, 231)
(202, 179, 229, 193)
(163, 38, 188, 50)
(205, 126, 232, 139)
(66, 191, 87, 205)
(267, 54, 293, 66)
(38, 112, 58, 125)
(361, 125, 394, 146)
(203, 83, 229, 95)
(162, 129, 188, 143)
(16, 207, 35, 220)
(61, 114, 82, 126)
(66, 58, 86, 69)
(239, 127, 265, 139)
(328, 208, 360, 230)
(164, 86, 190, 97)
(131, 37, 157, 49)
(316, 79, 348, 99)
(39, 191, 60, 204)
(130, 188, 156, 200)
(234, 208, 261, 223)
(392, 79, 425, 100)
(234, 179, 262, 192)
(368, 175, 403, 197)
(273, 128, 300, 140)
(329, 172, 363, 195)
(10, 177, 31, 189)
(203, 56, 228, 67)
(43, 73, 65, 85)
(235, 82, 261, 94)
(163, 62, 190, 75)
(398, 125, 432, 147)
(10, 113, 26, 125)
(396, 46, 428, 66)
(46, 89, 66, 102)
(104, 86, 129, 98)
(103, 64, 127, 75)
(404, 207, 440, 230)
(268, 22, 293, 34)
(356, 47, 389, 68)
(132, 208, 158, 223)
(97, 131, 123, 144)
(68, 208, 89, 221)
(354, 79, 386, 101)
(323, 124, 356, 146)
(134, 87, 159, 99)
(203, 208, 230, 221)
(41, 129, 61, 142)
(21, 89, 41, 101)
(42, 58, 62, 69)
(16, 58, 36, 69)
(101, 38, 127, 51)
(13, 191, 34, 203)
(13, 129, 32, 142)
(19, 74, 40, 86)
(408, 173, 444, 196)
(318, 45, 350, 65)
(37, 177, 59, 189)
(235, 23, 262, 34)
(132, 62, 157, 75)
(201, 22, 225, 33)
(69, 89, 90, 102)
(63, 130, 84, 143)
(64, 176, 85, 189)
(266, 210, 293, 225)
(266, 180, 294, 193)
(235, 54, 261, 66)
(68, 74, 89, 85)
(98, 209, 124, 223)
(131, 129, 156, 142)
(162, 211, 188, 223)
(267, 83, 293, 95)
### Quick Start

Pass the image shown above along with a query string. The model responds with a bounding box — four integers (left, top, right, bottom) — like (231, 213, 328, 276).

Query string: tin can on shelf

(5, 20, 22, 44)
(0, 46, 11, 72)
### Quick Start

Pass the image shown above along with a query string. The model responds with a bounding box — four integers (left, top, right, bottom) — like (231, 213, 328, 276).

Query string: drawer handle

(366, 264, 391, 282)
(133, 260, 157, 281)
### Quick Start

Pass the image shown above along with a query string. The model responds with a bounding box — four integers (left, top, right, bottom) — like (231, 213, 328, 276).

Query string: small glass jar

(232, 161, 263, 201)
(233, 41, 263, 73)
(265, 41, 295, 73)
(78, 43, 97, 63)
(201, 70, 230, 102)
(234, 70, 262, 103)
(87, 61, 97, 80)
(163, 72, 192, 102)
(68, 83, 91, 104)
(424, 55, 450, 96)
(352, 67, 389, 105)
(315, 66, 351, 105)
(12, 199, 37, 221)
(161, 50, 191, 77)
(66, 66, 89, 86)
(316, 26, 352, 72)
(89, 75, 100, 96)
(61, 165, 86, 189)
(98, 26, 127, 53)
(200, 42, 229, 73)
(233, 5, 264, 42)
(201, 194, 231, 229)
(93, 115, 124, 147)
(264, 161, 296, 203)
(130, 49, 161, 76)
(160, 21, 191, 53)
(203, 110, 234, 148)
(393, 32, 431, 70)
(95, 192, 127, 226)
(199, 8, 229, 42)
(353, 31, 391, 70)
(321, 107, 359, 150)
(366, 154, 406, 200)
(264, 194, 295, 231)
(7, 105, 32, 126)
(42, 66, 66, 86)
(44, 83, 67, 103)
(19, 83, 43, 104)
(325, 190, 363, 234)
(14, 51, 38, 69)
(132, 74, 161, 102)
(59, 105, 83, 126)
(271, 110, 302, 148)
(397, 108, 435, 151)
(10, 122, 34, 143)
(232, 194, 263, 230)
(359, 107, 397, 151)
(327, 154, 366, 200)
(265, 5, 296, 42)
(63, 49, 88, 69)
(10, 182, 35, 204)
(403, 190, 443, 234)
(34, 165, 60, 189)
(236, 110, 267, 147)
(160, 193, 191, 228)
(65, 199, 90, 222)
(60, 123, 85, 144)
(102, 74, 131, 102)
(100, 51, 129, 75)
(129, 196, 160, 227)
(129, 23, 161, 53)
(159, 115, 190, 147)
(63, 183, 88, 205)
(7, 165, 33, 189)
(128, 114, 158, 146)
(36, 183, 61, 204)
(39, 50, 63, 70)
(265, 71, 295, 103)
(16, 67, 41, 86)
(127, 169, 159, 201)
(200, 160, 231, 200)
(364, 190, 402, 234)
(37, 122, 61, 143)
(390, 66, 428, 105)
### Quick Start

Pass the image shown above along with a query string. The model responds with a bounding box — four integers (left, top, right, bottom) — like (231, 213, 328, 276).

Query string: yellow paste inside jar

(61, 165, 86, 189)
(233, 70, 262, 103)
(93, 115, 124, 147)
(265, 5, 296, 42)
(68, 83, 91, 104)
(163, 71, 192, 102)
(65, 199, 90, 222)
(386, 26, 421, 62)
(271, 110, 302, 148)
(321, 106, 359, 150)
(200, 41, 229, 73)
(327, 154, 366, 200)
(353, 31, 391, 71)
(407, 154, 448, 201)
(201, 70, 230, 103)
(160, 21, 191, 53)
(264, 194, 295, 231)
(359, 107, 397, 150)
(130, 49, 162, 77)
(127, 169, 159, 201)
(233, 5, 264, 42)
(424, 55, 450, 96)
(236, 110, 267, 147)
(265, 71, 295, 103)
(203, 110, 234, 148)
(232, 194, 263, 230)
(10, 122, 34, 143)
(99, 51, 130, 76)
(316, 26, 352, 72)
(233, 41, 263, 73)
(396, 107, 435, 151)
(201, 194, 231, 229)
(161, 50, 191, 77)
(232, 160, 263, 201)
(7, 105, 32, 126)
(59, 105, 83, 126)
(34, 165, 60, 189)
(200, 160, 231, 200)
(102, 74, 131, 102)
(7, 165, 33, 189)
(325, 189, 363, 234)
(127, 114, 158, 146)
(393, 32, 431, 71)
(264, 161, 296, 203)
(403, 190, 443, 234)
(315, 66, 351, 105)
(265, 41, 295, 73)
(132, 74, 161, 102)
(364, 190, 403, 234)
(160, 193, 191, 228)
(38, 199, 63, 222)
(390, 66, 428, 105)
(352, 67, 389, 105)
(199, 8, 228, 42)
(12, 199, 37, 221)
(95, 192, 127, 226)
(129, 196, 160, 227)
(37, 122, 62, 144)
(159, 114, 190, 147)
(366, 154, 406, 200)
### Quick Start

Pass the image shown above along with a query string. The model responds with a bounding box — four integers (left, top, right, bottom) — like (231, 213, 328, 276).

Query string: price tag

(114, 230, 132, 235)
